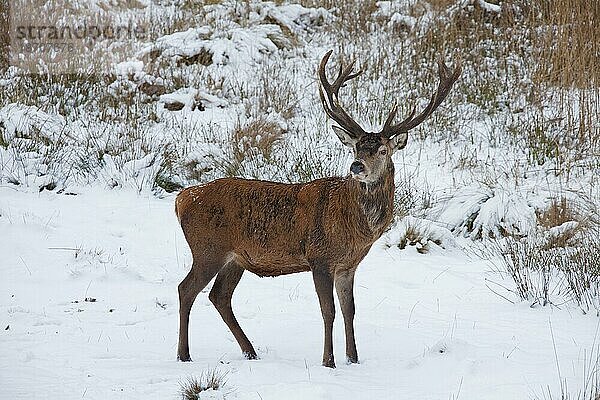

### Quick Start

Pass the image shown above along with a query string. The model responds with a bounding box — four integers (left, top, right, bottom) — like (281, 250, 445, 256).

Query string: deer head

(318, 50, 461, 184)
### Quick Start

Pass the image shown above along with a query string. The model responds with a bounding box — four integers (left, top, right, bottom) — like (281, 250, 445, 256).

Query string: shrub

(435, 182, 537, 239)
(231, 117, 284, 166)
(491, 226, 600, 313)
(384, 216, 453, 254)
(179, 368, 229, 400)
(493, 235, 556, 307)
(394, 172, 435, 219)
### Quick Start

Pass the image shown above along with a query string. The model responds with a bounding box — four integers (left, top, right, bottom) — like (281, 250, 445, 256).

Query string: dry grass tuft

(179, 368, 228, 400)
(216, 117, 288, 179)
(562, 238, 600, 315)
(536, 195, 600, 249)
(252, 60, 303, 120)
(531, 1, 600, 89)
(231, 117, 284, 165)
(495, 236, 555, 307)
(537, 198, 574, 227)
(394, 176, 435, 219)
(397, 223, 442, 254)
(534, 342, 600, 399)
(537, 197, 580, 248)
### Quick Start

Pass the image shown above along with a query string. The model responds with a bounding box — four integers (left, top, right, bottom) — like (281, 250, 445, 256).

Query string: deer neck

(348, 161, 395, 237)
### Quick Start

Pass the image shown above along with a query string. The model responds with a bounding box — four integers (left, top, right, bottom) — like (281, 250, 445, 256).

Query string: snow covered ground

(2, 185, 598, 399)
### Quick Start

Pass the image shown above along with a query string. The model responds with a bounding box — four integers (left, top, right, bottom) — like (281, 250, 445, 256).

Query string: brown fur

(176, 172, 394, 278)
(175, 51, 460, 368)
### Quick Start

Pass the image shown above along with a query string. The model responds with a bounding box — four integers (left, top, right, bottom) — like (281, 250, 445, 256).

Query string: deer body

(176, 51, 460, 368)
(176, 174, 394, 278)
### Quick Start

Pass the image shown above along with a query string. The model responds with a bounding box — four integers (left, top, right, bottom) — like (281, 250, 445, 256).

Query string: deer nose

(350, 161, 365, 174)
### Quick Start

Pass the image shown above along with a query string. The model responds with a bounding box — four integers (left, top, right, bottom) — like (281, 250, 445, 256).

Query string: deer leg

(209, 261, 257, 360)
(335, 271, 358, 364)
(177, 262, 220, 362)
(312, 268, 336, 368)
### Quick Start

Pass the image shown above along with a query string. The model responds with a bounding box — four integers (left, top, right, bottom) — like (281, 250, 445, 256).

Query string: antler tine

(382, 105, 398, 131)
(380, 58, 461, 139)
(333, 61, 360, 91)
(318, 50, 366, 137)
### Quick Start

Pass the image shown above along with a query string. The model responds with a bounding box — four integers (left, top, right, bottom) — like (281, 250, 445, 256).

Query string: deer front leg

(335, 270, 358, 364)
(312, 268, 335, 368)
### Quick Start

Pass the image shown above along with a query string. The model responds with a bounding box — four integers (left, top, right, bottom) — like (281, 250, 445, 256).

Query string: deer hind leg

(335, 271, 358, 364)
(209, 260, 257, 360)
(177, 260, 221, 362)
(312, 268, 336, 368)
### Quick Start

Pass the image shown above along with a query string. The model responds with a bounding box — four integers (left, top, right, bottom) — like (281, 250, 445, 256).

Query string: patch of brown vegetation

(231, 117, 284, 165)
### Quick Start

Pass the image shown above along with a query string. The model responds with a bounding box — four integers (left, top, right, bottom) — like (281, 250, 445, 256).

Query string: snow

(478, 0, 501, 13)
(140, 27, 212, 60)
(1, 186, 598, 399)
(159, 88, 228, 110)
(547, 221, 578, 238)
(113, 60, 145, 78)
(255, 3, 330, 34)
(435, 183, 539, 238)
(383, 215, 456, 250)
(389, 13, 417, 30)
(0, 103, 66, 142)
(99, 153, 162, 191)
(198, 389, 225, 400)
(139, 24, 283, 67)
(159, 88, 200, 109)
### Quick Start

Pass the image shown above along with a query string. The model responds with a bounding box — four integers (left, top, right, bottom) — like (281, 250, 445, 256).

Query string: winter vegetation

(1, 0, 599, 398)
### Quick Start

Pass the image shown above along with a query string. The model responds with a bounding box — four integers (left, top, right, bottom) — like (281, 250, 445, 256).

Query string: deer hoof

(177, 354, 192, 362)
(323, 357, 336, 368)
(243, 351, 258, 360)
(346, 356, 359, 364)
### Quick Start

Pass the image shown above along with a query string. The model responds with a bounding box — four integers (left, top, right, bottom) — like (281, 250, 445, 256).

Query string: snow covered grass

(1, 1, 597, 194)
(533, 341, 600, 400)
(383, 216, 453, 254)
(463, 191, 600, 314)
(179, 368, 229, 400)
(484, 221, 600, 313)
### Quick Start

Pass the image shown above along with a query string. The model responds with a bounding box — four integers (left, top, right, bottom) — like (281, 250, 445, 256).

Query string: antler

(380, 59, 461, 139)
(318, 50, 367, 137)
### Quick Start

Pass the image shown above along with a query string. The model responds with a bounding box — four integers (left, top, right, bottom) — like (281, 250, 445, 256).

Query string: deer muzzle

(350, 161, 365, 175)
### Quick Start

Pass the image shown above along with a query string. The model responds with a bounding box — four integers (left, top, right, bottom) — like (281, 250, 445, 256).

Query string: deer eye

(379, 148, 388, 156)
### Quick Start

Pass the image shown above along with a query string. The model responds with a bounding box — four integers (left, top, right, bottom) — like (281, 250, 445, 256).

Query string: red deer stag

(176, 50, 460, 368)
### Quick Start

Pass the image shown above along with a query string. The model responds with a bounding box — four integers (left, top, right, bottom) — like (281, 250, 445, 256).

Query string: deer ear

(389, 132, 408, 151)
(332, 125, 358, 148)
